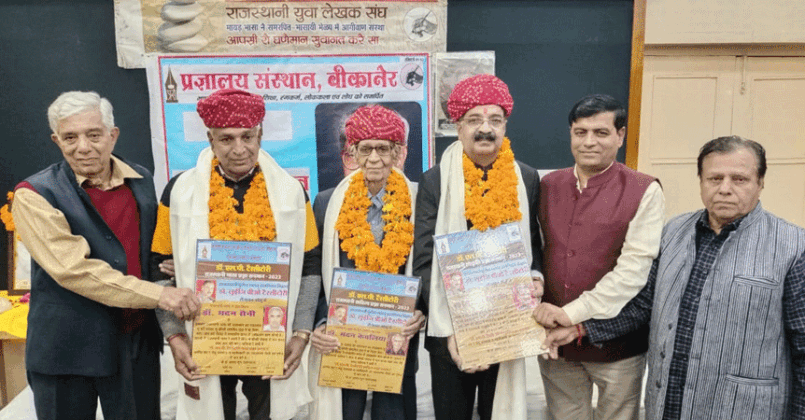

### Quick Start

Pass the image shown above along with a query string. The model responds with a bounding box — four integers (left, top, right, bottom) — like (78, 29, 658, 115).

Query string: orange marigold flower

(335, 171, 414, 273)
(208, 159, 276, 241)
(463, 138, 521, 231)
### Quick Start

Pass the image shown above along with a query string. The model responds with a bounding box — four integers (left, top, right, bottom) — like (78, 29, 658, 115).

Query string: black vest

(23, 157, 158, 376)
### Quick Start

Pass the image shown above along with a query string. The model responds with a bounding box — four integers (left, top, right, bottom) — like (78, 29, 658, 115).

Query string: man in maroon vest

(533, 94, 665, 420)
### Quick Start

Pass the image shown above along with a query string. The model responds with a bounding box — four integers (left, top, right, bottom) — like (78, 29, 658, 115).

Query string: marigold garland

(1, 192, 14, 232)
(208, 159, 276, 241)
(335, 170, 414, 273)
(463, 137, 521, 231)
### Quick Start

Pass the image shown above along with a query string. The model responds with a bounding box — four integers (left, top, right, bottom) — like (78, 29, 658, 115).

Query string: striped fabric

(585, 203, 805, 420)
(662, 214, 739, 420)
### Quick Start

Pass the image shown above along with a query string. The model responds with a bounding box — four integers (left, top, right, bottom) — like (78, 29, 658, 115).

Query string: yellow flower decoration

(1, 191, 15, 232)
(463, 137, 521, 231)
(335, 171, 414, 273)
(208, 159, 276, 241)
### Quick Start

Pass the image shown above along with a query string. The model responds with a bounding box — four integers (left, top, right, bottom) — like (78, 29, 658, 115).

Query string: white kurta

(170, 147, 312, 420)
(308, 168, 417, 420)
(428, 141, 532, 420)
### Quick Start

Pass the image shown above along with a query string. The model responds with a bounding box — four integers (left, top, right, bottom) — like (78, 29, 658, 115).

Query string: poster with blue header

(191, 239, 292, 376)
(318, 267, 420, 393)
(433, 222, 546, 369)
(144, 53, 431, 199)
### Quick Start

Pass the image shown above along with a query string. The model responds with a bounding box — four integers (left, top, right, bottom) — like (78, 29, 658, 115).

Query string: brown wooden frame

(625, 0, 647, 169)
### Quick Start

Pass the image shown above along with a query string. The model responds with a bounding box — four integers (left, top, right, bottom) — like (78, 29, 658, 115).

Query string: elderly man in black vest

(12, 90, 200, 420)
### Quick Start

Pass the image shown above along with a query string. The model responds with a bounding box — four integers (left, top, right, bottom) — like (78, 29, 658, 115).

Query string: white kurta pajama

(169, 147, 312, 420)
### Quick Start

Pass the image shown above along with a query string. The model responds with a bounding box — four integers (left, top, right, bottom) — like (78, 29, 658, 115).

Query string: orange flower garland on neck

(463, 137, 521, 231)
(208, 158, 277, 241)
(0, 191, 14, 232)
(335, 170, 414, 273)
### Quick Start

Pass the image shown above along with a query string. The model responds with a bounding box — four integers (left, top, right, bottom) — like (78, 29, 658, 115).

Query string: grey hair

(47, 91, 115, 134)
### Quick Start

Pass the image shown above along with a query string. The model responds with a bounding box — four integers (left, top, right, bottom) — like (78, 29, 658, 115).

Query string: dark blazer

(411, 160, 543, 355)
(311, 187, 419, 377)
(22, 157, 160, 376)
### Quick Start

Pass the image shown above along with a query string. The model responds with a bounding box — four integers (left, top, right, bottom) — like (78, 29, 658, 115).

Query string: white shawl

(428, 140, 531, 420)
(308, 168, 417, 420)
(170, 147, 312, 420)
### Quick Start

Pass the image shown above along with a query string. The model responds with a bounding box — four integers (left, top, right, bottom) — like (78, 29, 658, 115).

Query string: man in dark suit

(12, 91, 199, 420)
(412, 74, 543, 420)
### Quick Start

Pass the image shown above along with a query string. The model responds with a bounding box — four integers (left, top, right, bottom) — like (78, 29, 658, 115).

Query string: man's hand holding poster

(191, 240, 292, 376)
(434, 223, 546, 369)
(318, 268, 420, 393)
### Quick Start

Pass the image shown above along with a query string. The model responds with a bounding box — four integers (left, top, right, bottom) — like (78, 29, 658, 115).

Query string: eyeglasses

(356, 144, 394, 157)
(461, 116, 506, 129)
(341, 152, 360, 171)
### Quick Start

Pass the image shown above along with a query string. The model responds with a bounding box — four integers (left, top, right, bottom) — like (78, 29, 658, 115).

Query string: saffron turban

(447, 74, 513, 121)
(197, 89, 265, 128)
(344, 105, 407, 146)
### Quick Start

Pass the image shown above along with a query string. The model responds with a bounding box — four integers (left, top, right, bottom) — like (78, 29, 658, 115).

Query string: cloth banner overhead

(144, 54, 431, 199)
(115, 0, 446, 69)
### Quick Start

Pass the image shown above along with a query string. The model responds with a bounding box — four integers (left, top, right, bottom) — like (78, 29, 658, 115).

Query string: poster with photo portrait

(315, 101, 424, 193)
(432, 51, 495, 137)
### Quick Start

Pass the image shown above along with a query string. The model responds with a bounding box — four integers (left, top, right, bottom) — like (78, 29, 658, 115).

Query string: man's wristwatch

(292, 330, 311, 342)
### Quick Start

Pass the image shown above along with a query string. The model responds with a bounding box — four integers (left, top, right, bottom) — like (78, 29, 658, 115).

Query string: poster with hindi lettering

(115, 0, 446, 69)
(144, 53, 431, 197)
(318, 268, 420, 393)
(433, 223, 546, 369)
(191, 239, 291, 376)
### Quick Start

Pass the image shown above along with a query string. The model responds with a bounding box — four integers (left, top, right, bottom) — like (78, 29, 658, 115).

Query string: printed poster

(433, 223, 546, 369)
(191, 239, 291, 376)
(318, 268, 420, 393)
(115, 0, 446, 68)
(432, 51, 495, 137)
(12, 235, 31, 292)
(145, 53, 431, 198)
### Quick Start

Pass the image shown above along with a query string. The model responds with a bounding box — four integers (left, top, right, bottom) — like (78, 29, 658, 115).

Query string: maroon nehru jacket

(540, 162, 656, 362)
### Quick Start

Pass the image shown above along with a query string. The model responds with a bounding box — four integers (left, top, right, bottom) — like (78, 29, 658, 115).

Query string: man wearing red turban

(412, 74, 544, 420)
(337, 104, 410, 177)
(308, 105, 425, 420)
(151, 89, 321, 420)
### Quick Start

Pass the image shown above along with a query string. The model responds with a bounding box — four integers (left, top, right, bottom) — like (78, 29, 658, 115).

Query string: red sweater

(84, 184, 145, 333)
